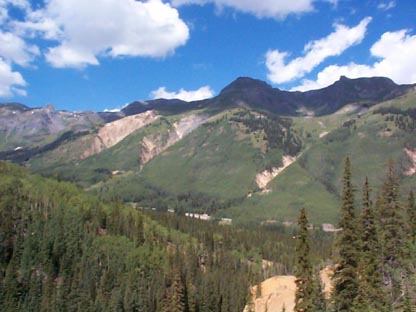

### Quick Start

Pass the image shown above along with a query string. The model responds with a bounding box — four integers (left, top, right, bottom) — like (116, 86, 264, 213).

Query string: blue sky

(0, 0, 415, 112)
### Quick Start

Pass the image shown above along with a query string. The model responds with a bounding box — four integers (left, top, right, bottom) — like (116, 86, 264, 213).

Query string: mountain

(212, 76, 413, 116)
(0, 103, 104, 152)
(1, 76, 415, 225)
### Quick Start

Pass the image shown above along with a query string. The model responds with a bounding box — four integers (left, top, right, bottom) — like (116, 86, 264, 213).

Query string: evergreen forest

(1, 158, 416, 312)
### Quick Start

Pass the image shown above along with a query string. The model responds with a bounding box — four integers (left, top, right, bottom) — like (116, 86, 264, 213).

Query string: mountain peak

(219, 77, 273, 95)
(333, 75, 397, 88)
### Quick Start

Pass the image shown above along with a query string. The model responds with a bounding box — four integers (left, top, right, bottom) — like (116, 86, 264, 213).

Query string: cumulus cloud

(0, 31, 40, 66)
(17, 0, 190, 68)
(0, 0, 190, 96)
(0, 57, 27, 97)
(0, 1, 35, 97)
(150, 86, 215, 101)
(292, 29, 416, 91)
(266, 17, 371, 84)
(171, 0, 328, 19)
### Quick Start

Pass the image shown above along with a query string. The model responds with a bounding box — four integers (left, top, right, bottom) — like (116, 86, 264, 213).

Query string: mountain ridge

(1, 75, 416, 224)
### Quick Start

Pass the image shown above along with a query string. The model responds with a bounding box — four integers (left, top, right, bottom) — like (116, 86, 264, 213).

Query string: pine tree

(407, 191, 416, 243)
(378, 161, 408, 307)
(352, 177, 386, 311)
(162, 271, 185, 312)
(294, 208, 314, 312)
(312, 272, 327, 312)
(332, 157, 359, 312)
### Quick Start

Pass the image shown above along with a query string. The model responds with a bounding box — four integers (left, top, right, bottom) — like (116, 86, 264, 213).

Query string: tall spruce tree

(378, 161, 408, 307)
(294, 208, 314, 312)
(332, 157, 359, 312)
(407, 191, 416, 243)
(352, 177, 386, 312)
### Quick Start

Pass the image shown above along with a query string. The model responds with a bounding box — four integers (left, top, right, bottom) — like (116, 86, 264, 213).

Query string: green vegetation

(0, 161, 334, 312)
(1, 90, 412, 225)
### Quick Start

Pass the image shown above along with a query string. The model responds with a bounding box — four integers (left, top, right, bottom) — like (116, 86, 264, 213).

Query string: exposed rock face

(404, 148, 416, 176)
(81, 110, 159, 159)
(255, 155, 298, 190)
(139, 114, 208, 166)
(244, 276, 296, 312)
(244, 267, 333, 312)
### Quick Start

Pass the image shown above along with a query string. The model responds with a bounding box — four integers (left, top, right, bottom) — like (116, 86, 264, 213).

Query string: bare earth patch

(319, 131, 329, 138)
(81, 110, 159, 159)
(244, 267, 333, 312)
(139, 114, 208, 166)
(255, 155, 298, 191)
(244, 276, 296, 312)
(404, 148, 416, 176)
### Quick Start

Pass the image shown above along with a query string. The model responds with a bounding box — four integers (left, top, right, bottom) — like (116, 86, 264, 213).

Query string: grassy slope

(26, 91, 416, 225)
(141, 118, 261, 199)
(221, 161, 340, 225)
(29, 117, 175, 185)
(224, 91, 416, 224)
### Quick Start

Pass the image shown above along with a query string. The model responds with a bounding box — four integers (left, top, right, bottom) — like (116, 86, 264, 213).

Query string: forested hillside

(291, 159, 416, 312)
(0, 161, 333, 312)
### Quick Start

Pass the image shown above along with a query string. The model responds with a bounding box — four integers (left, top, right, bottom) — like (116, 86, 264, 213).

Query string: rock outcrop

(81, 110, 159, 159)
(255, 155, 298, 191)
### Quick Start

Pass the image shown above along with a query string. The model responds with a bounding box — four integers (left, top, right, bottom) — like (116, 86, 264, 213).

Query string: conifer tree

(162, 271, 185, 312)
(294, 208, 314, 312)
(332, 157, 359, 312)
(407, 191, 416, 243)
(378, 161, 408, 307)
(312, 272, 327, 312)
(352, 177, 386, 311)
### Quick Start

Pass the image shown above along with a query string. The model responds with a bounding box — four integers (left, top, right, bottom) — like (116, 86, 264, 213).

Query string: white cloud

(171, 0, 326, 19)
(0, 31, 40, 66)
(0, 1, 36, 97)
(17, 0, 190, 68)
(377, 1, 396, 11)
(0, 57, 27, 97)
(266, 17, 371, 84)
(293, 29, 416, 91)
(150, 86, 215, 101)
(0, 0, 31, 23)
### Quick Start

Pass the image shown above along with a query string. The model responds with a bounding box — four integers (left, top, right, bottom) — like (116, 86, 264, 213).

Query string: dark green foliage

(294, 208, 314, 312)
(378, 162, 409, 307)
(374, 107, 416, 130)
(407, 191, 416, 243)
(332, 157, 359, 312)
(0, 161, 259, 312)
(351, 177, 386, 311)
(229, 110, 302, 156)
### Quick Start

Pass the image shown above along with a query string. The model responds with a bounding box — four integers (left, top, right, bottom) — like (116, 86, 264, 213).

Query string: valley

(1, 75, 416, 312)
(1, 76, 416, 226)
